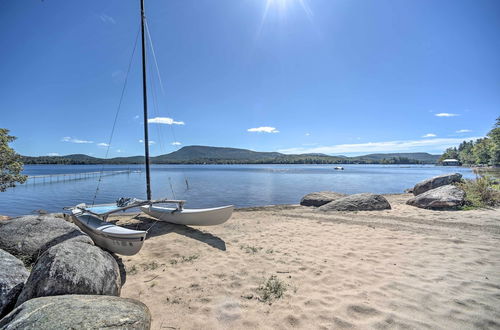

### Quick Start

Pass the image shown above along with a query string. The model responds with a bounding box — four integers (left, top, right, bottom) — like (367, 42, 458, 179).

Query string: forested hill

(22, 146, 440, 165)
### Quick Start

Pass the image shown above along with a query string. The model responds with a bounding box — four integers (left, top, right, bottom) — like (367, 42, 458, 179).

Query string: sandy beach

(111, 194, 500, 329)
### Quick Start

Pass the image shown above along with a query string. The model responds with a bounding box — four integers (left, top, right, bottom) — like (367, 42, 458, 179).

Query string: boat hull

(71, 211, 146, 256)
(140, 205, 234, 226)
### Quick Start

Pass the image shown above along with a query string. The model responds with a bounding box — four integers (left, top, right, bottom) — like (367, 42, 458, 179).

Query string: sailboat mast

(140, 0, 152, 201)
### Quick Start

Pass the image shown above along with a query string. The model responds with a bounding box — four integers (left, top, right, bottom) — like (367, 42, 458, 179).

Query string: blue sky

(1, 0, 498, 157)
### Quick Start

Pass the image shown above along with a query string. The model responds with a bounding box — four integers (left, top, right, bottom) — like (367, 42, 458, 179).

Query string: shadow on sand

(112, 215, 227, 251)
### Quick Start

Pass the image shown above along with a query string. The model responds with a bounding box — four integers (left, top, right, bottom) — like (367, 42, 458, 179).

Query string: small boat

(68, 201, 147, 256)
(334, 166, 344, 170)
(140, 202, 234, 226)
(67, 0, 233, 254)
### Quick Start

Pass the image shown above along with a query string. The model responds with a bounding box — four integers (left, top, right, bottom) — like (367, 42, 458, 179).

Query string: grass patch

(457, 176, 500, 208)
(142, 261, 160, 271)
(128, 265, 138, 275)
(181, 254, 199, 263)
(257, 275, 287, 302)
(240, 244, 262, 254)
(169, 254, 199, 265)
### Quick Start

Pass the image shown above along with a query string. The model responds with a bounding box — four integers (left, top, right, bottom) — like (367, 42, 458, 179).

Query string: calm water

(0, 164, 474, 217)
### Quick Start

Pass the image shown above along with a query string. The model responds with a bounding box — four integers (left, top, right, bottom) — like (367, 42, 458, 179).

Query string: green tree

(472, 138, 492, 165)
(0, 129, 27, 191)
(487, 116, 500, 165)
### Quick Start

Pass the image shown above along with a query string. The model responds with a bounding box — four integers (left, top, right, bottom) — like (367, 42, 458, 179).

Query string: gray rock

(319, 193, 391, 211)
(413, 173, 463, 196)
(16, 241, 121, 306)
(0, 295, 151, 330)
(300, 191, 347, 207)
(404, 188, 414, 194)
(0, 215, 93, 266)
(0, 250, 29, 318)
(407, 185, 465, 210)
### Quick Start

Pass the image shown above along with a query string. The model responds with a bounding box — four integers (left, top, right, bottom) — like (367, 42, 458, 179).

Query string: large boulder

(300, 191, 346, 207)
(0, 215, 93, 266)
(16, 241, 121, 306)
(0, 295, 151, 329)
(0, 250, 29, 318)
(319, 193, 391, 211)
(413, 173, 462, 196)
(406, 185, 465, 210)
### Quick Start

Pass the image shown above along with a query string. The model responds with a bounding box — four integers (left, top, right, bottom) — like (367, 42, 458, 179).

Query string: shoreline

(109, 194, 499, 329)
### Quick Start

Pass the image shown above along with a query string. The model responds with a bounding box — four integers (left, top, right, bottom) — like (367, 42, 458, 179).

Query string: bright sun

(257, 0, 314, 37)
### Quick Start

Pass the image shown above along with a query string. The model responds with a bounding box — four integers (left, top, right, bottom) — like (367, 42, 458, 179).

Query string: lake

(0, 164, 474, 217)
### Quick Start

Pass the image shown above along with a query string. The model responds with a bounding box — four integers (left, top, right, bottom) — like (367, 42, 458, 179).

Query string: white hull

(71, 210, 146, 256)
(140, 205, 234, 226)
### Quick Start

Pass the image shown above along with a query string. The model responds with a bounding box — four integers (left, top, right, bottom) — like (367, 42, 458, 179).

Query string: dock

(25, 170, 139, 186)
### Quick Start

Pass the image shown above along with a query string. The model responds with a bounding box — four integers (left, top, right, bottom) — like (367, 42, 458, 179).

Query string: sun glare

(256, 0, 314, 38)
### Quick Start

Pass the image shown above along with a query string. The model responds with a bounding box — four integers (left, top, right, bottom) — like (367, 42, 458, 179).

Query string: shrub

(258, 275, 287, 302)
(458, 176, 500, 208)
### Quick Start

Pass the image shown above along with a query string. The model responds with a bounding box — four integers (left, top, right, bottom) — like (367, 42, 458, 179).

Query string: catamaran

(67, 0, 233, 256)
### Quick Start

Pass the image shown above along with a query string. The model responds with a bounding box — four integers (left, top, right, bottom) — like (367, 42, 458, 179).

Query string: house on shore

(442, 159, 461, 166)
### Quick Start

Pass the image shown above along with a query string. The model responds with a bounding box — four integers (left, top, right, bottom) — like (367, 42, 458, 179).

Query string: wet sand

(111, 194, 500, 329)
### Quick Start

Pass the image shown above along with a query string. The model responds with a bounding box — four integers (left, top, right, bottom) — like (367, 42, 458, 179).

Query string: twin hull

(140, 205, 234, 226)
(71, 211, 146, 256)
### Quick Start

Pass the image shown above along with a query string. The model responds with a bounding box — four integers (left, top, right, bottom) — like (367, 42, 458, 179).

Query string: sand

(112, 194, 500, 329)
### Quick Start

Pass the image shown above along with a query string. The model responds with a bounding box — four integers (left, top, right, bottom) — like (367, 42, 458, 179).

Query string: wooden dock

(25, 170, 138, 185)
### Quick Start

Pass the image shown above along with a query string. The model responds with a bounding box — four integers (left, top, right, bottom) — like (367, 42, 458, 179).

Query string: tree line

(439, 117, 500, 166)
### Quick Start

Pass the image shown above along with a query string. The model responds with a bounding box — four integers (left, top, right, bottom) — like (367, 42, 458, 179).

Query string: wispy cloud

(116, 149, 122, 153)
(99, 14, 116, 24)
(247, 126, 279, 133)
(97, 143, 110, 147)
(139, 139, 155, 145)
(456, 129, 472, 133)
(134, 115, 140, 120)
(148, 117, 185, 125)
(422, 133, 437, 138)
(278, 136, 483, 155)
(305, 133, 310, 136)
(435, 113, 459, 117)
(171, 141, 182, 146)
(61, 137, 93, 144)
(47, 152, 60, 156)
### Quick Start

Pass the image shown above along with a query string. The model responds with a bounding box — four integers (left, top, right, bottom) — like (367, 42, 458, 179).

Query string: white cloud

(47, 152, 60, 156)
(148, 117, 185, 125)
(171, 141, 182, 146)
(422, 133, 437, 138)
(97, 143, 110, 147)
(116, 149, 122, 153)
(134, 115, 140, 120)
(456, 129, 471, 133)
(100, 14, 116, 24)
(305, 133, 310, 136)
(61, 137, 93, 144)
(278, 136, 483, 155)
(435, 113, 459, 117)
(139, 139, 155, 145)
(247, 126, 279, 133)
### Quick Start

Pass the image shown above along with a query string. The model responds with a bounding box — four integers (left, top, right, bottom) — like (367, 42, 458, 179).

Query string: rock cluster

(0, 250, 29, 318)
(319, 193, 391, 212)
(300, 191, 346, 207)
(0, 295, 151, 330)
(412, 173, 462, 196)
(0, 215, 151, 329)
(301, 192, 391, 211)
(407, 185, 465, 209)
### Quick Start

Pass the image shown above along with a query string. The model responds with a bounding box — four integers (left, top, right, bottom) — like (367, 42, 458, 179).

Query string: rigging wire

(145, 18, 190, 191)
(91, 29, 141, 206)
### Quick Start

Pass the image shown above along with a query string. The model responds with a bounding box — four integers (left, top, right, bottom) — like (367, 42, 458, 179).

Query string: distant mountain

(153, 146, 282, 162)
(22, 146, 441, 165)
